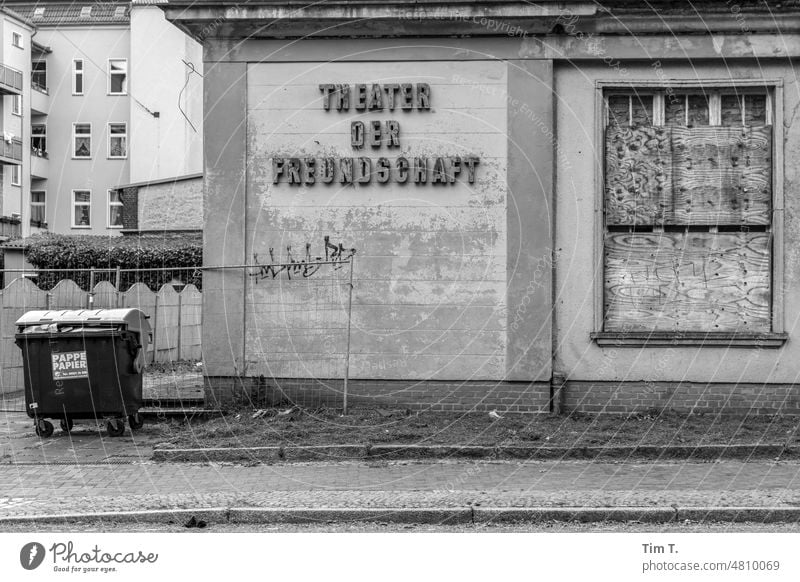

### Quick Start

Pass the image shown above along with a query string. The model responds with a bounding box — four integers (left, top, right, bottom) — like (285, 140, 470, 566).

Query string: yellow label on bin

(51, 351, 88, 380)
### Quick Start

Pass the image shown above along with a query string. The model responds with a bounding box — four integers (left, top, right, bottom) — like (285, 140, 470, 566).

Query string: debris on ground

(158, 406, 800, 454)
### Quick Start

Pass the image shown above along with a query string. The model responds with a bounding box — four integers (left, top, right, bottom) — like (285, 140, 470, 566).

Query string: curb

(151, 443, 799, 463)
(2, 506, 800, 526)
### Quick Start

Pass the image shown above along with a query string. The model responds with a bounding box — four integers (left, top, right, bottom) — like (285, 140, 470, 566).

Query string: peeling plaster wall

(138, 177, 203, 231)
(245, 61, 509, 380)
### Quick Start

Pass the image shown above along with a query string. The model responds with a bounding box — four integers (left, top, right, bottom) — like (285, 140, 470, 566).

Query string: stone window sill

(590, 331, 788, 348)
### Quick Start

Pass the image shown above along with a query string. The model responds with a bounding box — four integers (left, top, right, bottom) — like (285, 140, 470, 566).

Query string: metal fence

(0, 267, 204, 414)
(0, 259, 357, 414)
(243, 257, 356, 412)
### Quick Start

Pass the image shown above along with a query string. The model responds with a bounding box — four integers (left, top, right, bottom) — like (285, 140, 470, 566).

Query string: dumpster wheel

(35, 419, 54, 438)
(106, 418, 125, 437)
(60, 418, 74, 433)
(128, 413, 144, 430)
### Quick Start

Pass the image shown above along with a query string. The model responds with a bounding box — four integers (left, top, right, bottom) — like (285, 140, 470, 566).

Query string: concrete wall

(202, 43, 554, 411)
(32, 26, 130, 235)
(137, 176, 202, 231)
(130, 6, 202, 183)
(246, 61, 509, 381)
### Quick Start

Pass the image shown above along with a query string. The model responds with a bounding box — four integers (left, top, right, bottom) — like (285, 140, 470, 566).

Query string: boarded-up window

(603, 89, 773, 333)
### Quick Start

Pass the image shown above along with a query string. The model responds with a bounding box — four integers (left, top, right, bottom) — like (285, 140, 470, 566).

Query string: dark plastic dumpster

(15, 309, 152, 437)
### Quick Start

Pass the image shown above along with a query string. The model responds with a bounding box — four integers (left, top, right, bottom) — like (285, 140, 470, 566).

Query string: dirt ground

(157, 406, 800, 450)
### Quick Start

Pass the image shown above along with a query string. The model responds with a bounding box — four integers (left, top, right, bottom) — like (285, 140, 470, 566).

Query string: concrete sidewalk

(3, 410, 800, 525)
(2, 458, 800, 525)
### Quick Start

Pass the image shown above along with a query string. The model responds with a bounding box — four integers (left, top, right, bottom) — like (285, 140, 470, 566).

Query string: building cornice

(162, 1, 800, 41)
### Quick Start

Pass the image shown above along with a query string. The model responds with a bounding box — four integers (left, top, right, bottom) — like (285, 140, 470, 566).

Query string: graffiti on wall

(250, 236, 356, 281)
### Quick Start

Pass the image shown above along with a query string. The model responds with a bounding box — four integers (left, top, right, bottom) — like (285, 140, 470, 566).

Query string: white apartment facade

(3, 0, 202, 238)
(0, 9, 32, 238)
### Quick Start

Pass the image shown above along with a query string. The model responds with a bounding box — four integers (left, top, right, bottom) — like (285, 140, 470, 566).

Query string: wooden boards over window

(602, 88, 774, 334)
(605, 125, 772, 226)
(604, 231, 771, 332)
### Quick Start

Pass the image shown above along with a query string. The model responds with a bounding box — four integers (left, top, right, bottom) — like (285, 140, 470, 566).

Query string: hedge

(22, 232, 202, 291)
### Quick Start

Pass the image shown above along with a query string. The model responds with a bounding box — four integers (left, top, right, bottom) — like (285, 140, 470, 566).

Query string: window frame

(107, 122, 127, 159)
(72, 122, 91, 159)
(10, 164, 20, 186)
(31, 59, 47, 93)
(30, 190, 46, 226)
(107, 189, 123, 228)
(107, 58, 128, 95)
(71, 189, 91, 229)
(12, 94, 20, 116)
(31, 123, 46, 157)
(11, 31, 22, 49)
(73, 59, 84, 95)
(592, 79, 786, 347)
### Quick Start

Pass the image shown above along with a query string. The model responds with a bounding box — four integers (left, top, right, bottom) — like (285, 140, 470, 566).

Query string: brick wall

(205, 377, 552, 413)
(120, 187, 138, 230)
(563, 381, 800, 415)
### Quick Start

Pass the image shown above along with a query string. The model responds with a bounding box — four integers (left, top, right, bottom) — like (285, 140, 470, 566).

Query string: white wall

(130, 6, 202, 183)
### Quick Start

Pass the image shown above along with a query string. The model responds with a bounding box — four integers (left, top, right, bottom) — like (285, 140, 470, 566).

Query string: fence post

(115, 266, 121, 308)
(151, 293, 159, 364)
(343, 256, 354, 415)
(177, 291, 183, 361)
(88, 268, 95, 309)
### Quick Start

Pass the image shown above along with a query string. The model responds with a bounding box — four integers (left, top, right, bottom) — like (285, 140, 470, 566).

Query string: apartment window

(108, 123, 127, 158)
(31, 124, 46, 156)
(11, 32, 22, 49)
(72, 190, 91, 227)
(10, 165, 20, 186)
(73, 59, 84, 95)
(31, 191, 45, 225)
(73, 123, 91, 158)
(108, 190, 123, 228)
(598, 86, 778, 343)
(12, 94, 20, 116)
(108, 59, 127, 95)
(32, 60, 47, 93)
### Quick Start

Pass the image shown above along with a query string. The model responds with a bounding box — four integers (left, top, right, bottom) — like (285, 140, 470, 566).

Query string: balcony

(0, 136, 22, 165)
(0, 216, 21, 238)
(31, 148, 47, 180)
(0, 64, 22, 95)
(31, 84, 48, 115)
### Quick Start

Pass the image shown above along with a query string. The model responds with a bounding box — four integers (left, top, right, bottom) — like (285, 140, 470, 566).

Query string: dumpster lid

(15, 309, 152, 335)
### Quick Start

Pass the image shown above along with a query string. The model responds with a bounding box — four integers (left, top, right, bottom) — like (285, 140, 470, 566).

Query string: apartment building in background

(0, 0, 202, 243)
(0, 8, 32, 240)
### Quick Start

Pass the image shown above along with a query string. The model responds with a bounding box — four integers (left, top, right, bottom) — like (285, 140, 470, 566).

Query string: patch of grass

(160, 406, 800, 451)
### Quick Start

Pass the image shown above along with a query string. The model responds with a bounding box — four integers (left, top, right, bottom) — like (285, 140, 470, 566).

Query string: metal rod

(151, 294, 159, 364)
(115, 266, 122, 308)
(342, 255, 355, 415)
(177, 291, 183, 361)
(0, 260, 353, 274)
(88, 268, 95, 309)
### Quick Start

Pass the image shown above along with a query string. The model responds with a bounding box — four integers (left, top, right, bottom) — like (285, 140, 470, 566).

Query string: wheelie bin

(15, 309, 152, 437)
